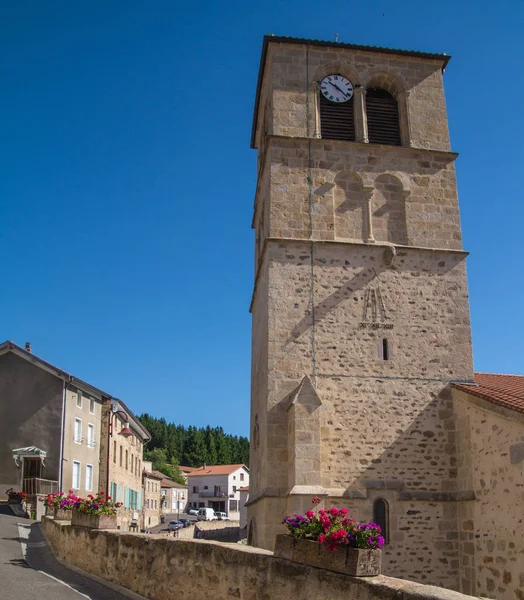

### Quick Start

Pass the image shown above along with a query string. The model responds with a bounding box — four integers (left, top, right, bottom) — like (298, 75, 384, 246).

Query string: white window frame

(74, 418, 82, 444)
(76, 391, 82, 408)
(89, 398, 95, 414)
(87, 423, 95, 448)
(72, 461, 81, 490)
(85, 464, 93, 491)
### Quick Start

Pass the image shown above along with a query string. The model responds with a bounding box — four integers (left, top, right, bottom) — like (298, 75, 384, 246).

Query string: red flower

(312, 497, 321, 505)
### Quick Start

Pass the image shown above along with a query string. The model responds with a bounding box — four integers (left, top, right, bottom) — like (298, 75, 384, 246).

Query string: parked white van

(197, 507, 217, 521)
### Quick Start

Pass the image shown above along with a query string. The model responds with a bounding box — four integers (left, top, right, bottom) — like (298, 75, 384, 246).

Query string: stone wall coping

(42, 518, 485, 600)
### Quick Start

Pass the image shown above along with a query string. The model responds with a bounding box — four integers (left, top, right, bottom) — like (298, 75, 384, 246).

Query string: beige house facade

(247, 35, 523, 600)
(104, 398, 150, 531)
(160, 478, 187, 516)
(142, 463, 162, 528)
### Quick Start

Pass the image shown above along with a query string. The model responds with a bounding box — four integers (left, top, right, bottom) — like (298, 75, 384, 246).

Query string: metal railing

(198, 491, 226, 498)
(23, 478, 59, 495)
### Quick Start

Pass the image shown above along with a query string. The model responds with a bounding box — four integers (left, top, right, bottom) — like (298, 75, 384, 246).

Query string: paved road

(0, 512, 143, 600)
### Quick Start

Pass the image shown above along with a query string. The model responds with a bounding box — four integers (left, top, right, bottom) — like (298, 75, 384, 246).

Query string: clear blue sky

(2, 1, 523, 438)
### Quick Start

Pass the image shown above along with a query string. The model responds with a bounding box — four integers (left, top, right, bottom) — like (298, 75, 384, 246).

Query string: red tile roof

(454, 373, 524, 415)
(179, 466, 197, 473)
(187, 464, 248, 477)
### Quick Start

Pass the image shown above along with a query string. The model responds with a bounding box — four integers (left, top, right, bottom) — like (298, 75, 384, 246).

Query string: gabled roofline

(0, 340, 151, 440)
(0, 340, 110, 398)
(250, 35, 451, 148)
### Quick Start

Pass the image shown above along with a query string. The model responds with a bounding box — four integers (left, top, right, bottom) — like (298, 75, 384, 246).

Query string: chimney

(25, 342, 32, 353)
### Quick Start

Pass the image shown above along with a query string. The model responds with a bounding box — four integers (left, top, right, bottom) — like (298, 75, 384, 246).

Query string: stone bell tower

(247, 36, 474, 589)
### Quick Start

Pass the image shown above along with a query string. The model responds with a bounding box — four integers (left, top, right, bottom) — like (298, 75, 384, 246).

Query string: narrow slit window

(382, 338, 389, 360)
(373, 499, 389, 543)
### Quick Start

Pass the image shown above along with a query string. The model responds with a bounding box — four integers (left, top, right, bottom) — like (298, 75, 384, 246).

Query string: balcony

(23, 478, 59, 495)
(198, 491, 226, 498)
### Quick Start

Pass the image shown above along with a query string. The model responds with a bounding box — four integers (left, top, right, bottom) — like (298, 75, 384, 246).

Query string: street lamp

(110, 409, 133, 438)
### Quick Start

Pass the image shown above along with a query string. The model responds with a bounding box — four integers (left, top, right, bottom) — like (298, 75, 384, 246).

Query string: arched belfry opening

(319, 75, 355, 141)
(372, 174, 407, 245)
(366, 88, 401, 146)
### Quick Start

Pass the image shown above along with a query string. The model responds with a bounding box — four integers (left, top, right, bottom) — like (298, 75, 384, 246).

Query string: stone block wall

(248, 240, 474, 587)
(41, 518, 483, 600)
(453, 390, 524, 599)
(257, 42, 451, 152)
(261, 138, 462, 250)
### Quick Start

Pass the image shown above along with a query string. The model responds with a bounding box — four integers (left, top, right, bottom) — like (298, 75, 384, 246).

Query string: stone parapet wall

(41, 518, 482, 600)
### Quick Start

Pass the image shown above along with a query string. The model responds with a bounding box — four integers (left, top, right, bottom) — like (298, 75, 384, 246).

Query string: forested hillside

(139, 414, 250, 471)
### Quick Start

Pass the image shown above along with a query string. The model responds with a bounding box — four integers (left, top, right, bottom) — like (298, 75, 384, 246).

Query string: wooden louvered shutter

(320, 94, 355, 141)
(366, 88, 401, 146)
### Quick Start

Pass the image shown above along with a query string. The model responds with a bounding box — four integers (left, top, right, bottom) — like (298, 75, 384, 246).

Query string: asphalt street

(0, 512, 144, 600)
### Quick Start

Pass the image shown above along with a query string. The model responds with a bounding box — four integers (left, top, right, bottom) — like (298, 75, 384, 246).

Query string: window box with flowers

(39, 490, 77, 520)
(274, 498, 383, 577)
(70, 492, 122, 529)
(6, 488, 28, 505)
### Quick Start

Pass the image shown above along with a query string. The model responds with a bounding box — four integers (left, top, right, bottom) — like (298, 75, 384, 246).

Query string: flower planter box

(71, 512, 117, 529)
(274, 534, 381, 577)
(8, 498, 22, 505)
(53, 508, 72, 521)
(45, 506, 53, 517)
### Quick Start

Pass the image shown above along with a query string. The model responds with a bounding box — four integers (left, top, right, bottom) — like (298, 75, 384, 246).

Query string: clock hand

(328, 81, 349, 98)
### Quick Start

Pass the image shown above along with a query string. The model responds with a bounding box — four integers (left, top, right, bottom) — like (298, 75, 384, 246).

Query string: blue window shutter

(137, 492, 142, 510)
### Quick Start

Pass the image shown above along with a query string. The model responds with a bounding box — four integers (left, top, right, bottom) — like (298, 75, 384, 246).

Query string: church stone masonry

(248, 36, 476, 590)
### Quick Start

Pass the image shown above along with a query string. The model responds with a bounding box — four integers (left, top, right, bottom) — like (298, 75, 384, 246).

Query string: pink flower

(312, 497, 321, 505)
(306, 510, 315, 519)
(318, 509, 326, 516)
(329, 507, 339, 517)
(339, 508, 348, 516)
(318, 534, 326, 543)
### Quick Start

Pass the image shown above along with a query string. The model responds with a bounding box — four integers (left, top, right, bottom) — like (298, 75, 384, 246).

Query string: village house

(0, 340, 150, 527)
(187, 464, 249, 519)
(142, 462, 163, 528)
(160, 478, 187, 517)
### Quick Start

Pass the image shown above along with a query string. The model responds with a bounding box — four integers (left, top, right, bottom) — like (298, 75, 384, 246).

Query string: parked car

(168, 520, 183, 531)
(215, 512, 229, 521)
(196, 507, 217, 521)
(178, 518, 191, 528)
(187, 508, 198, 516)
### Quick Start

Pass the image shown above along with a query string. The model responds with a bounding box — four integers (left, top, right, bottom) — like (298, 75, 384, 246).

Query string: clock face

(320, 75, 354, 103)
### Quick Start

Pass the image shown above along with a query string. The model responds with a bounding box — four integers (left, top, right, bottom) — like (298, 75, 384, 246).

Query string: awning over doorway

(12, 446, 47, 466)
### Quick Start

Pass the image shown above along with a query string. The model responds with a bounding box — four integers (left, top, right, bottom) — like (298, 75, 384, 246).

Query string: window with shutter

(320, 92, 355, 141)
(366, 88, 401, 146)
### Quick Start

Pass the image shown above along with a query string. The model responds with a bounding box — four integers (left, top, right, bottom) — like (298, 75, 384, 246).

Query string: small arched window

(373, 498, 389, 543)
(366, 88, 401, 146)
(320, 76, 355, 141)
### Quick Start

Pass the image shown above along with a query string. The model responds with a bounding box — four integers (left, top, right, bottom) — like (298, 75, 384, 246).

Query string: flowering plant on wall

(283, 498, 385, 551)
(6, 488, 28, 502)
(39, 490, 78, 510)
(71, 492, 122, 515)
